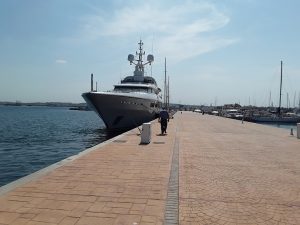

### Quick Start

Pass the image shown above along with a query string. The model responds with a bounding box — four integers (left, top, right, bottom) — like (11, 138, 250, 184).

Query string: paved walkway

(0, 112, 300, 225)
(178, 112, 300, 225)
(0, 116, 176, 225)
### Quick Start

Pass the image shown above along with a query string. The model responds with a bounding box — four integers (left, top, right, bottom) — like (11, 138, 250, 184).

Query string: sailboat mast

(278, 60, 283, 114)
(167, 75, 170, 109)
(298, 92, 300, 108)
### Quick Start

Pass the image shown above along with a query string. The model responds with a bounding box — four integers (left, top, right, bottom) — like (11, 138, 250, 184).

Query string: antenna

(151, 35, 154, 77)
(278, 60, 283, 114)
(298, 92, 300, 108)
(151, 35, 154, 54)
(91, 73, 93, 92)
(129, 40, 155, 81)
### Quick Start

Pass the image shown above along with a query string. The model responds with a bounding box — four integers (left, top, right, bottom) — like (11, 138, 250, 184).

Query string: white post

(297, 123, 300, 139)
(141, 122, 151, 144)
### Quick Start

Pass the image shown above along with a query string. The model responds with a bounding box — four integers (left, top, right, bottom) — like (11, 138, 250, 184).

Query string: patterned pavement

(0, 117, 177, 225)
(178, 112, 300, 225)
(0, 111, 300, 225)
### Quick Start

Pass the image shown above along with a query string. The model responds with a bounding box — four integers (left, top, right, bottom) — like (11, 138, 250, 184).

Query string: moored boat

(82, 40, 162, 130)
(245, 113, 300, 123)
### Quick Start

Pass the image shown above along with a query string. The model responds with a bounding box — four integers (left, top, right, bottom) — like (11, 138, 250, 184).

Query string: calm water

(0, 106, 122, 187)
(259, 122, 297, 131)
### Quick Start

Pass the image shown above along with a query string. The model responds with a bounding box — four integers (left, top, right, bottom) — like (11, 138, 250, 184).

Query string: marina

(1, 1, 300, 224)
(0, 0, 300, 225)
(0, 112, 299, 224)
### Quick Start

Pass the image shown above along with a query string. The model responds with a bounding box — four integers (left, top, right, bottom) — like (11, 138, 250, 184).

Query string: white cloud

(55, 59, 67, 64)
(80, 0, 238, 62)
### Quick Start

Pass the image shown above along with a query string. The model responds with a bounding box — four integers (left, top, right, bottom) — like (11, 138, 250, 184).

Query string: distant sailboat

(246, 61, 300, 123)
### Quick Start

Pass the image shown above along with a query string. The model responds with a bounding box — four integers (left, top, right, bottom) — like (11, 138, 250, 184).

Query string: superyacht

(82, 40, 162, 130)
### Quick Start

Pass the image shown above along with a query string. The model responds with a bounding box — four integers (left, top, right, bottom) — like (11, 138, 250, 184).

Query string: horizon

(1, 100, 299, 109)
(1, 0, 300, 106)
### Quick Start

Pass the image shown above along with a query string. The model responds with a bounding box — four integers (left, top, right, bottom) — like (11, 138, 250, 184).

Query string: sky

(1, 0, 300, 106)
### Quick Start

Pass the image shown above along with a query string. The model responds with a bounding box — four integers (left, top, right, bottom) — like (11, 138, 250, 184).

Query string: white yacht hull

(82, 91, 161, 130)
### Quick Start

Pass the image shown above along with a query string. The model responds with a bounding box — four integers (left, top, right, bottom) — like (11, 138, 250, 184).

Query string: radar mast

(127, 40, 154, 81)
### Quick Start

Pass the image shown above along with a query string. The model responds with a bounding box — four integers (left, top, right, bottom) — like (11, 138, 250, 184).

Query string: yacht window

(114, 86, 149, 93)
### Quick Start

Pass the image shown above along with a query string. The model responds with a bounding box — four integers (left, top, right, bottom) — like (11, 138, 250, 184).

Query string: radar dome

(147, 54, 154, 62)
(128, 54, 134, 62)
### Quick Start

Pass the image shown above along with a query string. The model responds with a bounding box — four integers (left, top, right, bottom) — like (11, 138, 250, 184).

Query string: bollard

(297, 123, 300, 139)
(290, 128, 293, 136)
(141, 122, 151, 144)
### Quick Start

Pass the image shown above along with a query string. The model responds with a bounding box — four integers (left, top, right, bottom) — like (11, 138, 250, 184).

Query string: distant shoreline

(0, 101, 87, 108)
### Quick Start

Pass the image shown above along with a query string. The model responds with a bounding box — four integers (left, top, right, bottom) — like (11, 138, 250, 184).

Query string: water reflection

(75, 127, 130, 149)
(258, 122, 297, 130)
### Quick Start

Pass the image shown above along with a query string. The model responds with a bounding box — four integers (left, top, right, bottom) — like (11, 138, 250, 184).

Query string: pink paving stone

(58, 217, 79, 225)
(76, 216, 115, 225)
(113, 214, 141, 225)
(10, 217, 30, 225)
(31, 209, 66, 224)
(0, 212, 20, 224)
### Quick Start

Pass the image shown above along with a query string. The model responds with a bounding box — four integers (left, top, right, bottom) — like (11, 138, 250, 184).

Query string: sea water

(259, 122, 297, 131)
(0, 106, 121, 187)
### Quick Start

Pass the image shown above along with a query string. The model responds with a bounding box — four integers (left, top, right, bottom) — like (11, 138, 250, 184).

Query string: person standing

(159, 109, 169, 135)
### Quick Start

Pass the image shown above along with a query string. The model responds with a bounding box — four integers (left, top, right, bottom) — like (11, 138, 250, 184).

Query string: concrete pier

(0, 112, 299, 225)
